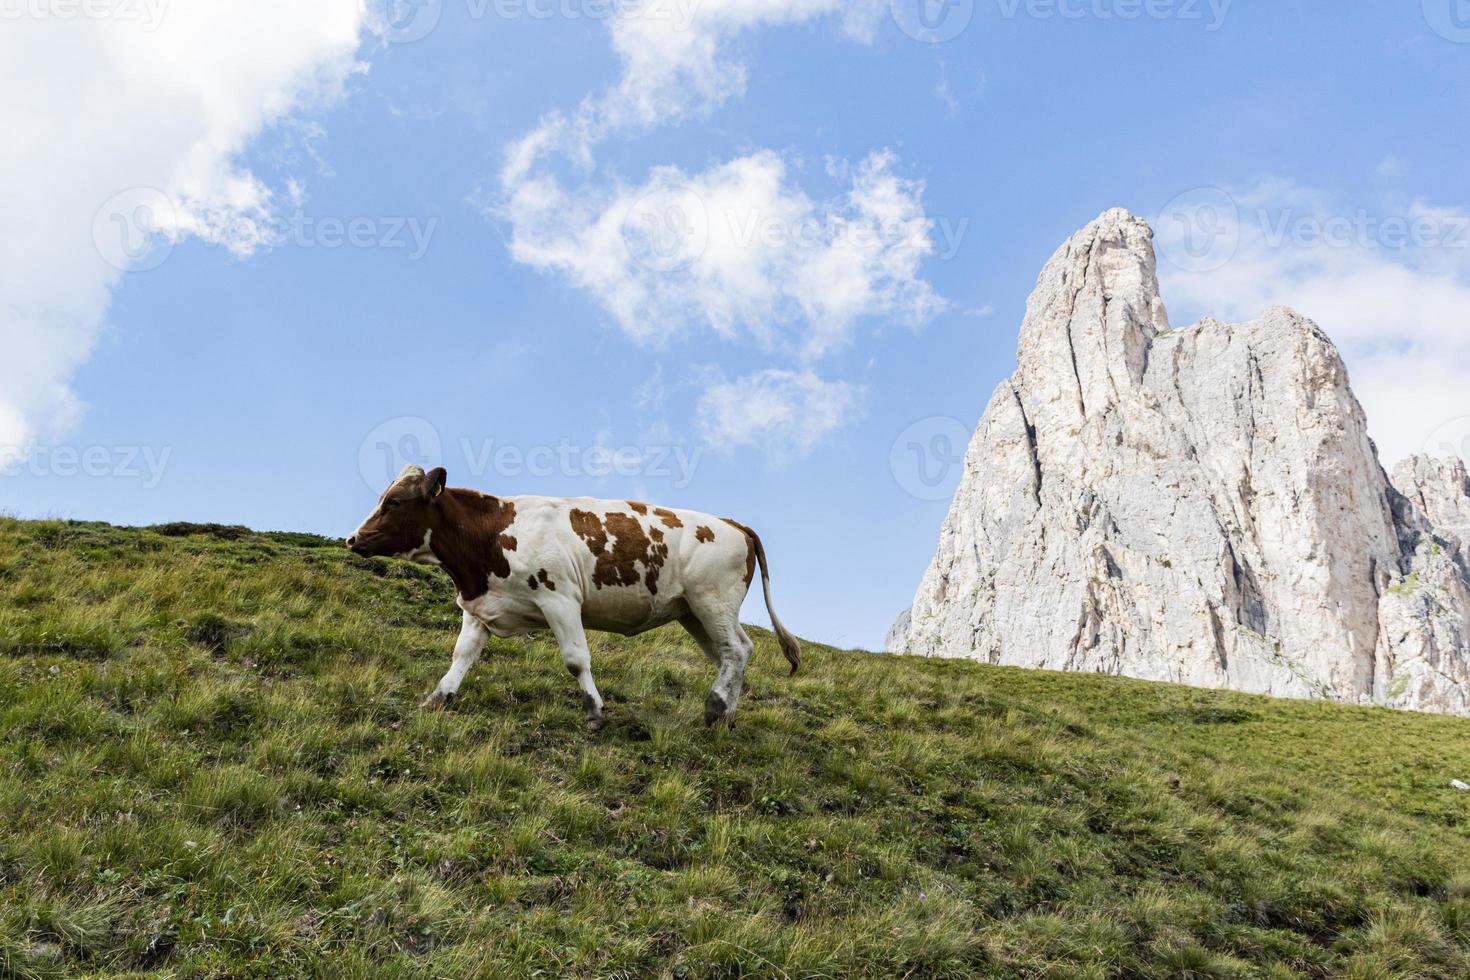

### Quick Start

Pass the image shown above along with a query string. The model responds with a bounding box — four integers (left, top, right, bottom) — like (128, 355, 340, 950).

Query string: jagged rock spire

(890, 209, 1470, 715)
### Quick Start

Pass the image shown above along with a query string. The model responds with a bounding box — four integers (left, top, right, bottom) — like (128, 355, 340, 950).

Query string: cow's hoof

(582, 694, 605, 733)
(703, 691, 728, 727)
(420, 689, 454, 710)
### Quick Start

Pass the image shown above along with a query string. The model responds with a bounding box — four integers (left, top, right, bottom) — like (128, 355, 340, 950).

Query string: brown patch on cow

(650, 528, 664, 542)
(645, 528, 670, 593)
(429, 491, 519, 601)
(570, 509, 669, 594)
(537, 568, 555, 591)
(527, 574, 539, 590)
(695, 525, 715, 543)
(723, 518, 757, 586)
(654, 508, 683, 529)
(627, 501, 649, 515)
(570, 509, 607, 554)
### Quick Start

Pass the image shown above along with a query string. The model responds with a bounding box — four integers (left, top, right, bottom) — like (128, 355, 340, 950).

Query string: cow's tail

(747, 529, 800, 677)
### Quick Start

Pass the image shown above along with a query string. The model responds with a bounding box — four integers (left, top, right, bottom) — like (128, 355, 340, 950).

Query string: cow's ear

(424, 467, 447, 500)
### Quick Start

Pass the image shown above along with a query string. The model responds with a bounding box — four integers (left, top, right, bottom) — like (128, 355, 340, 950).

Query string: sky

(2, 0, 1469, 651)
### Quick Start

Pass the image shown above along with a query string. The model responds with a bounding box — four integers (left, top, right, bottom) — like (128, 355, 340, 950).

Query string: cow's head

(346, 464, 447, 559)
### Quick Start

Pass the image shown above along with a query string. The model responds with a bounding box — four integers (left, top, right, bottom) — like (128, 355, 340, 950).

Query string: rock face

(889, 209, 1470, 715)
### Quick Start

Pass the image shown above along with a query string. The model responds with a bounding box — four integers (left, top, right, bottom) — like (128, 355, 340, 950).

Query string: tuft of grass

(1, 516, 1470, 976)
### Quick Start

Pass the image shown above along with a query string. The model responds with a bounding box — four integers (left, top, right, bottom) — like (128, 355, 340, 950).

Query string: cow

(346, 465, 800, 730)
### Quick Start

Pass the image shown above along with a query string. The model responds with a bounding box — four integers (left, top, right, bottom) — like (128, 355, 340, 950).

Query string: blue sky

(3, 1, 1468, 650)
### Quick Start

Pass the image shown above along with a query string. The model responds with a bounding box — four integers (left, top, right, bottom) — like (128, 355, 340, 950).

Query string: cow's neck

(427, 489, 518, 602)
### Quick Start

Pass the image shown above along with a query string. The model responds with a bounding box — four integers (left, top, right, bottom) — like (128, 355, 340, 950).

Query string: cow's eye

(383, 499, 399, 510)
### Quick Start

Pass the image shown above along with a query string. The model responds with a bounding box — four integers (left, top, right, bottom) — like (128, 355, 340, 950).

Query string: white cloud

(0, 2, 368, 450)
(502, 0, 884, 175)
(697, 368, 861, 460)
(1156, 180, 1470, 467)
(494, 0, 935, 459)
(500, 148, 943, 357)
(1376, 157, 1410, 180)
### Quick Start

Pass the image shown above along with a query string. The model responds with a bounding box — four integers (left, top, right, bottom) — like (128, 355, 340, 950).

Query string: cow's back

(502, 495, 754, 635)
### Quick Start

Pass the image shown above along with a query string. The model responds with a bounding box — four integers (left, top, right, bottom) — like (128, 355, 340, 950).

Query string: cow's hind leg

(684, 602, 751, 728)
(539, 598, 606, 732)
(422, 610, 490, 709)
(679, 614, 721, 666)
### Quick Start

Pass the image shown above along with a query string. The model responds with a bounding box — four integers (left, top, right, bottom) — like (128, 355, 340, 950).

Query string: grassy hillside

(2, 517, 1470, 977)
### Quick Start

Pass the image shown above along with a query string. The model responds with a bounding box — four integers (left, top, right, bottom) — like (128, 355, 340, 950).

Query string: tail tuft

(742, 525, 800, 679)
(779, 631, 800, 677)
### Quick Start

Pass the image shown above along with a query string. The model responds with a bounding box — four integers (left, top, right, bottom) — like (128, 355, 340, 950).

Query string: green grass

(2, 517, 1470, 977)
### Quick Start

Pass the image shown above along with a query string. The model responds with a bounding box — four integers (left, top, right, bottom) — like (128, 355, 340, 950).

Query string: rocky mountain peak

(890, 209, 1470, 715)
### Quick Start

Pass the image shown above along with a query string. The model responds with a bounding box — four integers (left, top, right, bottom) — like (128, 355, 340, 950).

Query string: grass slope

(2, 517, 1470, 977)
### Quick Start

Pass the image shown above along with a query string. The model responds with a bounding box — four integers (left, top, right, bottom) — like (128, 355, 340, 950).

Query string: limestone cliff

(889, 209, 1470, 715)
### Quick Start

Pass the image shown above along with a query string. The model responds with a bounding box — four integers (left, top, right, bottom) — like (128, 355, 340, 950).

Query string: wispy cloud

(491, 0, 938, 458)
(697, 368, 862, 462)
(499, 149, 943, 358)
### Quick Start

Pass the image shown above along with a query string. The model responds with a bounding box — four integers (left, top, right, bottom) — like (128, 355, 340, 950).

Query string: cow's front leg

(421, 610, 490, 709)
(538, 597, 605, 731)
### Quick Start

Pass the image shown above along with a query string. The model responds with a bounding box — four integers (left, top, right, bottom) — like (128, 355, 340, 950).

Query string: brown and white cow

(346, 465, 800, 729)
